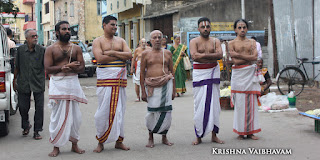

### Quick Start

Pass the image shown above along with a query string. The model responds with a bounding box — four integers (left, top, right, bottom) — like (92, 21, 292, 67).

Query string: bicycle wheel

(277, 67, 306, 96)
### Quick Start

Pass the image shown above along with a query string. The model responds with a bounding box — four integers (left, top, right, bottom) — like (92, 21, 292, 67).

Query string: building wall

(315, 0, 320, 80)
(54, 0, 85, 42)
(84, 0, 104, 42)
(13, 0, 34, 42)
(145, 0, 269, 43)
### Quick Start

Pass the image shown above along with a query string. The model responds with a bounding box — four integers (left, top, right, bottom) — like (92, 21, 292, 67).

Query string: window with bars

(45, 2, 49, 14)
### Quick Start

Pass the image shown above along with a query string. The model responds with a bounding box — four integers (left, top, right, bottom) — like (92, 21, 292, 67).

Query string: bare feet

(237, 135, 245, 140)
(247, 134, 259, 140)
(48, 147, 60, 157)
(93, 143, 104, 153)
(115, 142, 130, 150)
(162, 135, 174, 146)
(212, 136, 224, 144)
(146, 138, 154, 148)
(192, 138, 202, 145)
(71, 143, 85, 154)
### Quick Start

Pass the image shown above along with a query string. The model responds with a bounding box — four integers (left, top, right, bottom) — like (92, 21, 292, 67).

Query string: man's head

(198, 17, 211, 38)
(6, 28, 13, 38)
(85, 40, 89, 44)
(139, 38, 146, 49)
(161, 36, 167, 46)
(24, 29, 38, 46)
(150, 30, 163, 50)
(55, 21, 71, 42)
(251, 36, 257, 41)
(257, 58, 263, 69)
(234, 19, 249, 38)
(173, 35, 180, 45)
(102, 15, 117, 35)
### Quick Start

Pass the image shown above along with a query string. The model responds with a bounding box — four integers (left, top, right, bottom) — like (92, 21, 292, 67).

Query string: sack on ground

(259, 92, 289, 110)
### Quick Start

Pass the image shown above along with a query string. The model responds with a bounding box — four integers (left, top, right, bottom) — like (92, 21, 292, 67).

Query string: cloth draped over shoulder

(192, 62, 221, 138)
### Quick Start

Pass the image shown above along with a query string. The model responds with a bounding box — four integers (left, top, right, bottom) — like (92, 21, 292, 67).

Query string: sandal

(33, 132, 42, 140)
(22, 124, 32, 136)
(134, 97, 140, 102)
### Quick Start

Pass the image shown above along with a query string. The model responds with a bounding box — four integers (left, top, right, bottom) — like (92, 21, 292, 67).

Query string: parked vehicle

(0, 24, 18, 136)
(47, 39, 96, 77)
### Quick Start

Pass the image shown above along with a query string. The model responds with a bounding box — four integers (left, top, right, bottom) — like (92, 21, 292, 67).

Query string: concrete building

(84, 0, 105, 43)
(40, 0, 55, 45)
(107, 0, 151, 49)
(0, 12, 25, 44)
(2, 0, 37, 43)
(53, 0, 86, 41)
(144, 0, 269, 45)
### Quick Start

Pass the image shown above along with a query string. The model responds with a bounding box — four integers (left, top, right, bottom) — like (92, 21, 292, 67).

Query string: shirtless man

(92, 15, 132, 153)
(189, 17, 224, 145)
(45, 21, 87, 157)
(131, 38, 148, 102)
(228, 19, 260, 140)
(140, 30, 175, 148)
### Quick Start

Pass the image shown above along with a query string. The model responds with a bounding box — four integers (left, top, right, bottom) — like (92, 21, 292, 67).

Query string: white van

(0, 24, 18, 136)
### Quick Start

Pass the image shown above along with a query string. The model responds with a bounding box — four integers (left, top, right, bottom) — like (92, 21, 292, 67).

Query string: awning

(143, 9, 178, 19)
(23, 0, 35, 5)
(23, 21, 36, 30)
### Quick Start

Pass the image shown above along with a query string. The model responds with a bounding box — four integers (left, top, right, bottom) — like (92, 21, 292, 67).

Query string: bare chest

(233, 41, 254, 54)
(52, 47, 77, 63)
(100, 39, 123, 51)
(197, 39, 216, 53)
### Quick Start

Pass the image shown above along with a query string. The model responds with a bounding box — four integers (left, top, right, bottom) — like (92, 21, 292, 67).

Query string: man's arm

(65, 45, 85, 73)
(104, 39, 132, 61)
(228, 41, 249, 65)
(140, 51, 147, 102)
(167, 51, 176, 100)
(200, 39, 223, 60)
(229, 40, 258, 63)
(13, 48, 20, 91)
(92, 38, 118, 63)
(131, 48, 139, 74)
(190, 39, 222, 63)
(44, 46, 73, 74)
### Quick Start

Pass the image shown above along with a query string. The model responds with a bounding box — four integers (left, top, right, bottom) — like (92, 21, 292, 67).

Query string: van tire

(87, 69, 94, 77)
(0, 110, 9, 137)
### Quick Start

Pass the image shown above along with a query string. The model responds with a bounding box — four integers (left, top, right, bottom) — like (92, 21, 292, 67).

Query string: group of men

(12, 15, 263, 157)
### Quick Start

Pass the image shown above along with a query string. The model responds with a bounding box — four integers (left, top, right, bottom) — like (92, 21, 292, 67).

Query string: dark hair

(147, 41, 152, 47)
(85, 40, 89, 44)
(198, 17, 211, 26)
(251, 36, 257, 41)
(6, 28, 13, 36)
(102, 15, 117, 26)
(234, 19, 249, 29)
(55, 21, 69, 32)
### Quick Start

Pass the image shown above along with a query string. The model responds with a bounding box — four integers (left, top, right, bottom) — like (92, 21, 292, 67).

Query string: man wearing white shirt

(251, 36, 262, 59)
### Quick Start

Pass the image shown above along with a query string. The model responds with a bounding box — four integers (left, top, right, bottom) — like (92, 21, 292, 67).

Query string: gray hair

(150, 30, 163, 38)
(173, 34, 180, 40)
(24, 29, 36, 38)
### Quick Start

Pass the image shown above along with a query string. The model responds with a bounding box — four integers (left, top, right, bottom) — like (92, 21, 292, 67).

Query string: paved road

(0, 75, 319, 160)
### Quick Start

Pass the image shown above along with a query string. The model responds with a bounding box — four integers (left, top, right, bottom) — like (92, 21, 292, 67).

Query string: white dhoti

(231, 64, 264, 135)
(133, 60, 141, 85)
(145, 79, 173, 134)
(192, 62, 221, 138)
(95, 64, 127, 144)
(48, 75, 87, 147)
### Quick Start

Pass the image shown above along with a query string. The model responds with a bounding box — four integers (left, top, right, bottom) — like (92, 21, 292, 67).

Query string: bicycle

(276, 57, 320, 96)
